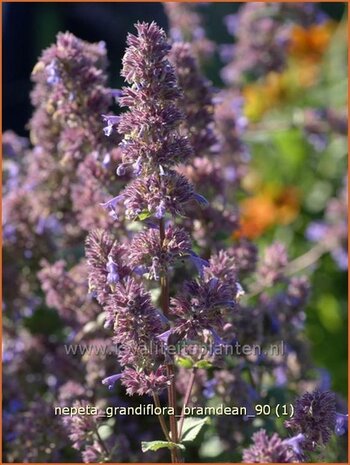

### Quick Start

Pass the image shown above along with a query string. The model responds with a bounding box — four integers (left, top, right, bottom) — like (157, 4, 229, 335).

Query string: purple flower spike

(285, 390, 336, 451)
(243, 429, 299, 463)
(102, 373, 123, 390)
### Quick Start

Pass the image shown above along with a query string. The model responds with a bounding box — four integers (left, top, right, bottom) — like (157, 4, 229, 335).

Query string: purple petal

(193, 193, 209, 207)
(157, 329, 172, 344)
(188, 251, 209, 276)
(110, 88, 122, 99)
(101, 114, 120, 125)
(116, 164, 128, 176)
(155, 200, 166, 219)
(306, 222, 327, 242)
(103, 153, 111, 166)
(335, 413, 348, 436)
(283, 433, 306, 458)
(102, 373, 122, 390)
(100, 194, 124, 210)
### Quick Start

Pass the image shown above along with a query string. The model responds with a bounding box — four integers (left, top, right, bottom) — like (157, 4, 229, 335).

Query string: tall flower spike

(30, 32, 112, 159)
(117, 22, 193, 175)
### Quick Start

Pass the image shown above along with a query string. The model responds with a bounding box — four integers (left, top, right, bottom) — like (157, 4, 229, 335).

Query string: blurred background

(3, 2, 346, 134)
(3, 0, 347, 396)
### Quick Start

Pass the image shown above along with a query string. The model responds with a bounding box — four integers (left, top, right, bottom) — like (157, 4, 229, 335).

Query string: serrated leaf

(176, 356, 194, 368)
(180, 416, 210, 443)
(141, 440, 185, 453)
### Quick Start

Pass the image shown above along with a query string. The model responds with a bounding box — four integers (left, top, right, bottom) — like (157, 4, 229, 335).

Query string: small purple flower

(283, 433, 306, 460)
(306, 222, 328, 241)
(224, 14, 238, 36)
(106, 255, 120, 284)
(102, 373, 123, 390)
(193, 192, 209, 207)
(155, 200, 166, 219)
(102, 114, 120, 137)
(100, 194, 124, 219)
(188, 251, 209, 276)
(335, 413, 348, 436)
(157, 329, 173, 345)
(203, 378, 217, 399)
(46, 60, 60, 85)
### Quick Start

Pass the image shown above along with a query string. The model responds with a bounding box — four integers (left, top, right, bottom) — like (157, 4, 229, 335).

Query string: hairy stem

(159, 218, 181, 463)
(178, 368, 197, 439)
(153, 393, 172, 441)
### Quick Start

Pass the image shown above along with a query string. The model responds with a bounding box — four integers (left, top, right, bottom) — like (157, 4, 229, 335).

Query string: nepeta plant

(86, 21, 238, 461)
(3, 3, 347, 463)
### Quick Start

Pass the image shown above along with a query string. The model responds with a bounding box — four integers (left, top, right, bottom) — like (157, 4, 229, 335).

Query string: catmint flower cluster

(86, 22, 231, 406)
(30, 32, 112, 159)
(243, 429, 299, 463)
(244, 389, 345, 463)
(285, 390, 337, 451)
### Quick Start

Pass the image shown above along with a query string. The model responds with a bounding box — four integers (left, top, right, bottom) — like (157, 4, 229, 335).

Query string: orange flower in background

(234, 186, 300, 240)
(243, 72, 288, 121)
(288, 21, 335, 62)
(287, 21, 335, 88)
(243, 21, 335, 120)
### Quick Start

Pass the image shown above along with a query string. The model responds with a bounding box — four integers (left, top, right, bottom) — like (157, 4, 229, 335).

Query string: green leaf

(176, 356, 194, 368)
(137, 210, 152, 221)
(141, 441, 185, 453)
(194, 360, 212, 369)
(180, 416, 210, 443)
